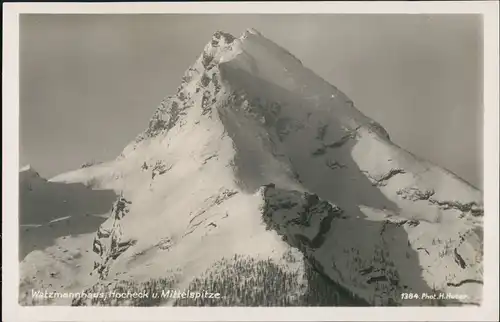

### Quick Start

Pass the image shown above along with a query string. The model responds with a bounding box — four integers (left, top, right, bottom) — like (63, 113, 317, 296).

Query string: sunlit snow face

(17, 18, 484, 310)
(20, 15, 482, 187)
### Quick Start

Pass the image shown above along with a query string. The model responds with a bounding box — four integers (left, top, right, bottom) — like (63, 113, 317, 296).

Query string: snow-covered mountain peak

(33, 29, 484, 307)
(124, 28, 389, 159)
(20, 164, 34, 172)
(244, 28, 262, 36)
(200, 30, 239, 67)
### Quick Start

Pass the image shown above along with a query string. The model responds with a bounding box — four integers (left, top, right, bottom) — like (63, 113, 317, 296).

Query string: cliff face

(24, 28, 483, 307)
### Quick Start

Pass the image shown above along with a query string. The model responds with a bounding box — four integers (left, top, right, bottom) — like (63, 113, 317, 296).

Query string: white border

(3, 2, 499, 321)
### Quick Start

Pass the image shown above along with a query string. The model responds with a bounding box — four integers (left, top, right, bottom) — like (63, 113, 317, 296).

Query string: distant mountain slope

(19, 165, 117, 305)
(22, 28, 483, 307)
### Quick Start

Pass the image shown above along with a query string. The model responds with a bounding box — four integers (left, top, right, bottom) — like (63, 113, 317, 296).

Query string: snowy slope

(23, 29, 483, 306)
(19, 165, 118, 305)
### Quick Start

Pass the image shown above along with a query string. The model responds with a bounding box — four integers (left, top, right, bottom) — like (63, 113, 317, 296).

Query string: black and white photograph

(3, 2, 499, 322)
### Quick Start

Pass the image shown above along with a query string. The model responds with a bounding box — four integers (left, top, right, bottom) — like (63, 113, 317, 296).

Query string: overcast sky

(19, 14, 483, 188)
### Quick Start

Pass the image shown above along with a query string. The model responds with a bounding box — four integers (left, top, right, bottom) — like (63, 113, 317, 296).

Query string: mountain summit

(22, 29, 483, 306)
